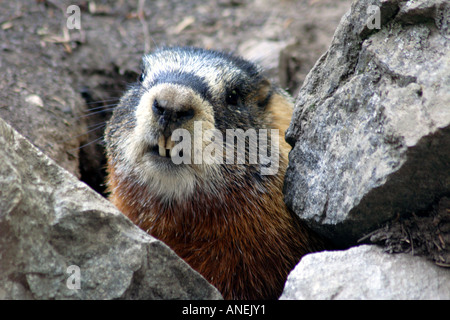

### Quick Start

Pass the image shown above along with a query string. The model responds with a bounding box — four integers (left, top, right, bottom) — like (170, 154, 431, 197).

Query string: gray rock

(280, 245, 450, 300)
(0, 117, 222, 300)
(284, 0, 450, 247)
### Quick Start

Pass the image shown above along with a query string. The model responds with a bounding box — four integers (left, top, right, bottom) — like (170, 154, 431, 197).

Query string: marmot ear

(255, 78, 273, 109)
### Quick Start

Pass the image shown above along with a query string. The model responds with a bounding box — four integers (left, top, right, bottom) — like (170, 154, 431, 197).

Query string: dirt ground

(65, 0, 353, 100)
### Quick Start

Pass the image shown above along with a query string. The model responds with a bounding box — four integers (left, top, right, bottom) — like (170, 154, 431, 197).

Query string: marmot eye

(139, 72, 145, 83)
(226, 89, 239, 106)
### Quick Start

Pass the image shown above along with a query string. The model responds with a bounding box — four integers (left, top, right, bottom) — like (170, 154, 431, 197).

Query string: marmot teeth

(158, 135, 166, 157)
(157, 135, 175, 157)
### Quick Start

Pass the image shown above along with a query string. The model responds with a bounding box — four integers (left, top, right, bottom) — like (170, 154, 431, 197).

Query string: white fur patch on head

(141, 49, 250, 101)
(117, 82, 223, 201)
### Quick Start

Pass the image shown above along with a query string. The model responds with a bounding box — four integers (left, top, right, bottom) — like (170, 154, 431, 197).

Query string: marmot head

(105, 47, 292, 202)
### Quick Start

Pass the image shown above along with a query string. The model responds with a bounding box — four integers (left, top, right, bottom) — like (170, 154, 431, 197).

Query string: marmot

(105, 47, 326, 299)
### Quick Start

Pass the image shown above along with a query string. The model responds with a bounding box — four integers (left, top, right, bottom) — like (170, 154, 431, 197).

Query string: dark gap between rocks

(368, 195, 450, 267)
(78, 68, 139, 197)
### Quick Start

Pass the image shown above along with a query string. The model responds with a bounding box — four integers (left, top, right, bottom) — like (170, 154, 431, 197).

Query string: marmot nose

(152, 99, 195, 126)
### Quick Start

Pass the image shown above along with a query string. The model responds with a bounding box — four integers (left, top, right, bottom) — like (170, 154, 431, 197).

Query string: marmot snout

(105, 46, 327, 299)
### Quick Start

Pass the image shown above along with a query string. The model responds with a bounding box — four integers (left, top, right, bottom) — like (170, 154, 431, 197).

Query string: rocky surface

(280, 245, 450, 300)
(1, 0, 449, 300)
(0, 117, 222, 300)
(284, 0, 450, 248)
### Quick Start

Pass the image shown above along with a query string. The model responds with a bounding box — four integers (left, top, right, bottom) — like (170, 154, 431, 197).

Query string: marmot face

(105, 47, 286, 202)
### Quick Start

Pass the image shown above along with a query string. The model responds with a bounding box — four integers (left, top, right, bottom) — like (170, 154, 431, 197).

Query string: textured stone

(284, 0, 450, 247)
(0, 117, 222, 300)
(280, 245, 450, 300)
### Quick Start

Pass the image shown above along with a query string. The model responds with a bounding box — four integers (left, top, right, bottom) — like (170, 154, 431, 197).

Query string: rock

(280, 245, 450, 300)
(0, 117, 222, 300)
(284, 0, 450, 247)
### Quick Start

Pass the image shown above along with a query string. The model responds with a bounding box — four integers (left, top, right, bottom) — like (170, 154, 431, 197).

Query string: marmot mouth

(147, 135, 177, 159)
(158, 135, 175, 157)
(148, 145, 171, 158)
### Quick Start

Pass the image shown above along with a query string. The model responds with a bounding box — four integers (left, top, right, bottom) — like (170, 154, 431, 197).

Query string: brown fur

(107, 92, 326, 300)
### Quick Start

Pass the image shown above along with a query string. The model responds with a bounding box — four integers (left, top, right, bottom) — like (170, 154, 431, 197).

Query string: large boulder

(284, 0, 450, 247)
(0, 117, 222, 300)
(280, 245, 450, 300)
